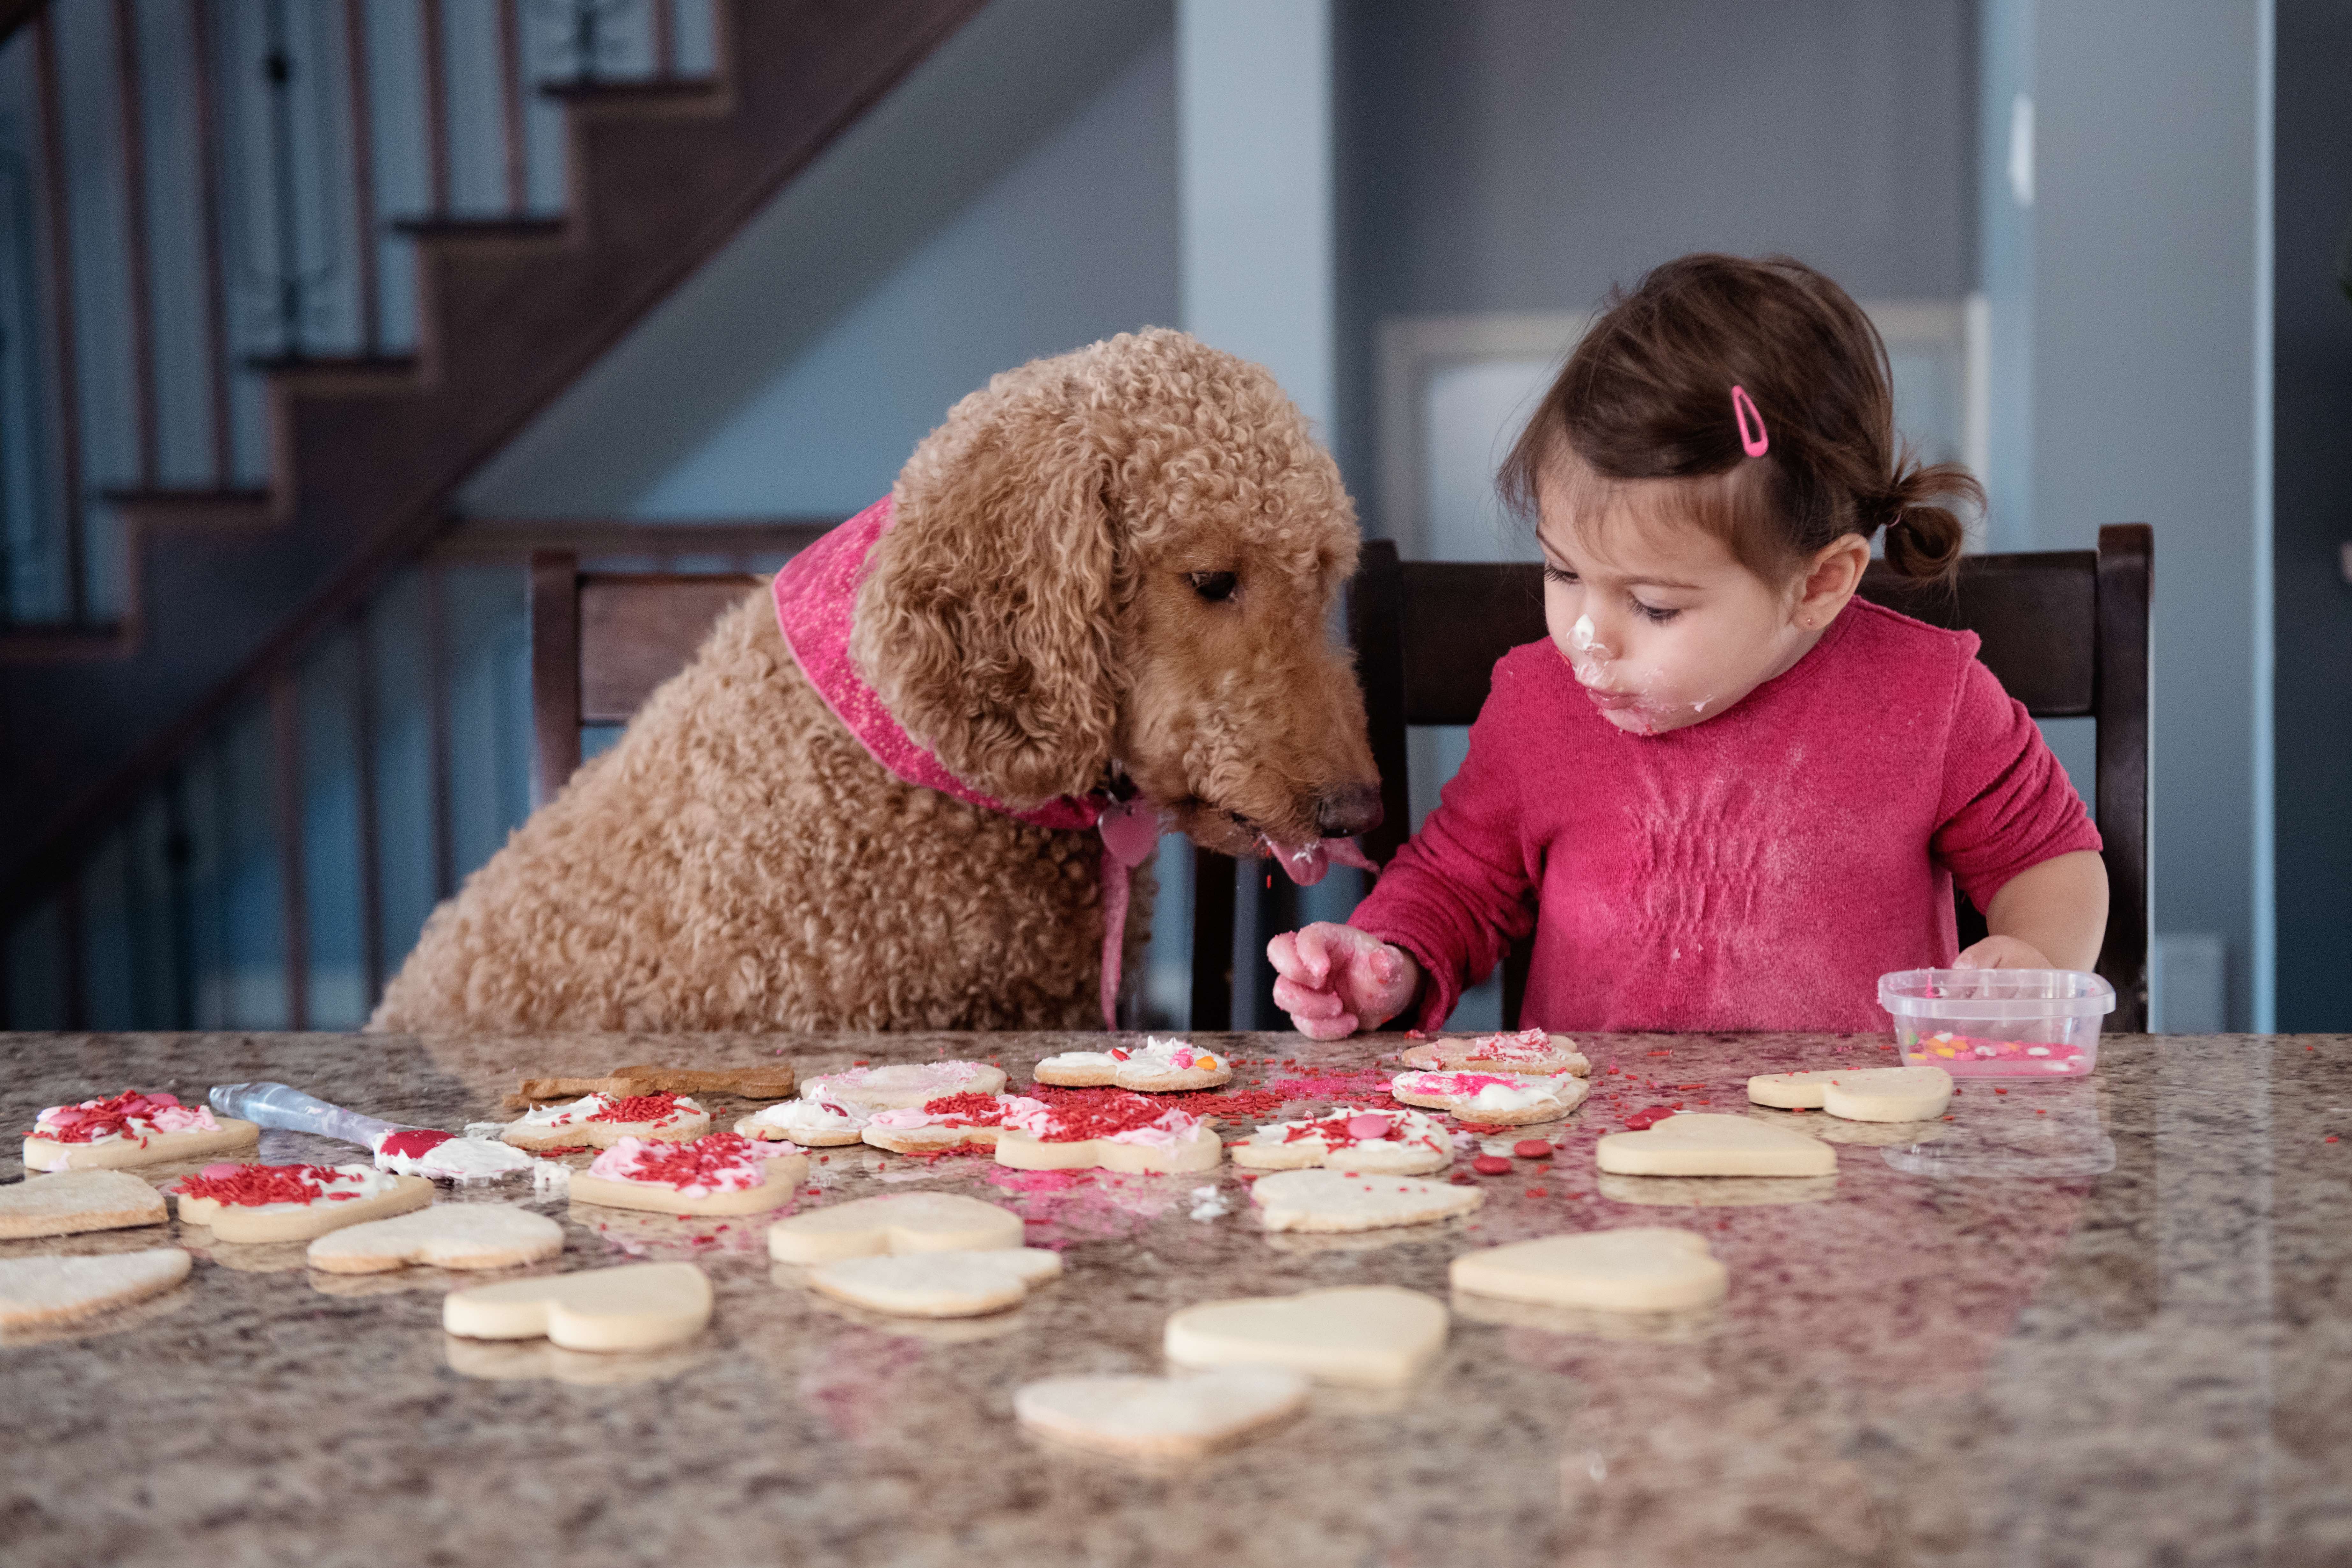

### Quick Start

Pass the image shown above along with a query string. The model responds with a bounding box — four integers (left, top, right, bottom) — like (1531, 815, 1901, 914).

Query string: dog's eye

(1188, 571, 1238, 602)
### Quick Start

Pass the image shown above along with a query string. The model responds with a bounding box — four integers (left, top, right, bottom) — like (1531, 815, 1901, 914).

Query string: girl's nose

(1569, 613, 1614, 660)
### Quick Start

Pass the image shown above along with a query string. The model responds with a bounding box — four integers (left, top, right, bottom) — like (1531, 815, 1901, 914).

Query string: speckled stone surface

(1, 1030, 2345, 1567)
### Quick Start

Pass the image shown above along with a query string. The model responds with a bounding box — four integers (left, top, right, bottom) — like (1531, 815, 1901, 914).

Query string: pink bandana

(773, 498, 1157, 1027)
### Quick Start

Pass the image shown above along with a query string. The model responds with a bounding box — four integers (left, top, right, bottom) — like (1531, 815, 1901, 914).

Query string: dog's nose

(1315, 783, 1383, 838)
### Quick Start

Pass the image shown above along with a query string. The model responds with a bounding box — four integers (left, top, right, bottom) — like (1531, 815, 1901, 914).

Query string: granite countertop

(0, 1029, 2345, 1567)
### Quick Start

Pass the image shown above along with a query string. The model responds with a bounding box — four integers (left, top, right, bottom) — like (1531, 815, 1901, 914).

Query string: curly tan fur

(372, 330, 1377, 1034)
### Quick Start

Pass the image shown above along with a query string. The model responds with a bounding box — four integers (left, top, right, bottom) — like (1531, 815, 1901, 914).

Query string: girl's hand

(1267, 924, 1420, 1040)
(1954, 935, 2056, 969)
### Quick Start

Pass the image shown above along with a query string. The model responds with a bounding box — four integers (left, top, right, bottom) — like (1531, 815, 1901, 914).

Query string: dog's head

(851, 329, 1382, 864)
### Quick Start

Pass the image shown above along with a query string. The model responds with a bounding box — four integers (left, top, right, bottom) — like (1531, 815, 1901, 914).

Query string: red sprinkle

(1513, 1139, 1553, 1159)
(29, 1089, 181, 1144)
(918, 1092, 1015, 1128)
(1020, 1087, 1194, 1142)
(1471, 1155, 1512, 1175)
(175, 1164, 345, 1207)
(606, 1132, 766, 1188)
(591, 1092, 689, 1124)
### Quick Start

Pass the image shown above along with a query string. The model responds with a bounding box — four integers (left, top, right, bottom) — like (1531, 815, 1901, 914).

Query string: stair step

(540, 76, 728, 115)
(247, 354, 423, 396)
(393, 215, 569, 249)
(100, 488, 275, 532)
(0, 623, 131, 663)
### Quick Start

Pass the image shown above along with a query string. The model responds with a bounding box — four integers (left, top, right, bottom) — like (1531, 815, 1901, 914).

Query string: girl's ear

(849, 392, 1122, 811)
(1794, 532, 1872, 624)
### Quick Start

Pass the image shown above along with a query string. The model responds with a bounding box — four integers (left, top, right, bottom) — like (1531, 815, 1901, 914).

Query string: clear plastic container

(1876, 969, 2116, 1078)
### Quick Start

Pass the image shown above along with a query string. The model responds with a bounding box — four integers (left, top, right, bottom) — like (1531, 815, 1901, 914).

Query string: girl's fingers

(1272, 976, 1344, 1019)
(1294, 924, 1333, 984)
(1291, 1008, 1360, 1041)
(1265, 931, 1306, 983)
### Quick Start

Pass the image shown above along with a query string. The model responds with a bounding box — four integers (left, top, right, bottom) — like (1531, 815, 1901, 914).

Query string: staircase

(0, 0, 985, 920)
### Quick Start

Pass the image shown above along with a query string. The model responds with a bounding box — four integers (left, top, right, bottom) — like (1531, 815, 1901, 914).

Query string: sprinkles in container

(1877, 968, 2117, 1078)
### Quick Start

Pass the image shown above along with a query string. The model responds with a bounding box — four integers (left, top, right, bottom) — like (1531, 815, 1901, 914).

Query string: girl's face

(1536, 480, 1828, 737)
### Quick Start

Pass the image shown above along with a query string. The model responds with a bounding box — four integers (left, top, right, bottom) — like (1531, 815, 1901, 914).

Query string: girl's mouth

(1582, 686, 1641, 712)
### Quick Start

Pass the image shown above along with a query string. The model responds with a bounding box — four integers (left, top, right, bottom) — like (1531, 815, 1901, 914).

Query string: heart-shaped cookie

(797, 1061, 1008, 1110)
(1031, 1037, 1233, 1092)
(1230, 1107, 1452, 1174)
(1390, 1070, 1588, 1125)
(1163, 1285, 1448, 1387)
(172, 1164, 435, 1243)
(808, 1248, 1063, 1318)
(1450, 1227, 1728, 1312)
(1748, 1064, 1952, 1122)
(566, 1134, 807, 1216)
(1594, 1114, 1835, 1177)
(1014, 1369, 1310, 1460)
(0, 1168, 168, 1238)
(766, 1192, 1025, 1263)
(1396, 1028, 1590, 1077)
(0, 1247, 192, 1330)
(1248, 1168, 1484, 1233)
(306, 1202, 565, 1274)
(442, 1261, 712, 1351)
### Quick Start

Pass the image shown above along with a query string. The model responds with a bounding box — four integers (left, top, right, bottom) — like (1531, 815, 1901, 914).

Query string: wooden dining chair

(1341, 525, 2154, 1032)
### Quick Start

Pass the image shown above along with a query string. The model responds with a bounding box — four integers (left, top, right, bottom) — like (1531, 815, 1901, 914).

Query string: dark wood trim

(350, 608, 384, 1008)
(1188, 847, 1236, 1031)
(187, 0, 234, 484)
(496, 0, 527, 214)
(59, 871, 86, 1031)
(439, 519, 833, 560)
(2095, 524, 2154, 1030)
(0, 1, 48, 50)
(33, 7, 85, 620)
(113, 0, 159, 487)
(650, 0, 674, 76)
(162, 768, 196, 1030)
(528, 552, 583, 809)
(341, 0, 380, 356)
(424, 559, 455, 903)
(420, 0, 450, 216)
(270, 672, 307, 1030)
(1348, 541, 1411, 869)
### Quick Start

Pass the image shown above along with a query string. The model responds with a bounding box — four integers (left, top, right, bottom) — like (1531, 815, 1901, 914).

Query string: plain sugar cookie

(0, 1169, 168, 1238)
(566, 1134, 806, 1216)
(172, 1163, 433, 1243)
(1594, 1114, 1836, 1178)
(1248, 1168, 1484, 1233)
(1451, 1228, 1728, 1312)
(1163, 1285, 1448, 1388)
(0, 1248, 192, 1330)
(808, 1249, 1063, 1318)
(443, 1262, 712, 1351)
(1014, 1370, 1309, 1461)
(767, 1192, 1026, 1263)
(1032, 1037, 1233, 1092)
(1748, 1065, 1952, 1122)
(306, 1202, 565, 1274)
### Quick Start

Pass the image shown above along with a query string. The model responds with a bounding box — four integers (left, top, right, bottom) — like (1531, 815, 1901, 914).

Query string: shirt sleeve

(1347, 660, 1542, 1029)
(1931, 643, 2105, 912)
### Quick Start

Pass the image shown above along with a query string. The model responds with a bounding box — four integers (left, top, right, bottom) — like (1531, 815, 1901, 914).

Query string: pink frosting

(1397, 1071, 1524, 1096)
(587, 1136, 765, 1197)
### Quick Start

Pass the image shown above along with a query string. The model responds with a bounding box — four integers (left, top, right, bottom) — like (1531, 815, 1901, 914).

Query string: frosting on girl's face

(1535, 477, 1824, 736)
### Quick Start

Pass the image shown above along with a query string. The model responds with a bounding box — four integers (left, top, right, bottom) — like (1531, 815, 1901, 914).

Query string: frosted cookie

(22, 1090, 258, 1172)
(808, 1248, 1063, 1318)
(1032, 1036, 1232, 1092)
(1248, 1168, 1484, 1233)
(565, 1133, 806, 1216)
(1397, 1027, 1590, 1077)
(1594, 1113, 1836, 1177)
(1390, 1069, 1589, 1126)
(798, 1060, 1007, 1111)
(767, 1191, 1027, 1264)
(1451, 1228, 1728, 1312)
(373, 1129, 540, 1181)
(306, 1202, 565, 1274)
(444, 1261, 711, 1351)
(501, 1092, 709, 1152)
(1164, 1285, 1448, 1388)
(860, 1093, 1027, 1154)
(506, 1063, 795, 1109)
(1748, 1065, 1953, 1123)
(0, 1168, 168, 1238)
(1230, 1106, 1451, 1175)
(991, 1091, 1222, 1175)
(736, 1095, 870, 1147)
(1014, 1369, 1309, 1461)
(0, 1247, 192, 1331)
(171, 1162, 433, 1243)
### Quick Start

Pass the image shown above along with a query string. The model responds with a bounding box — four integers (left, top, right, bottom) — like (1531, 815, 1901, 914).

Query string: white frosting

(1394, 1071, 1578, 1112)
(1247, 1105, 1447, 1154)
(586, 1135, 767, 1196)
(802, 1061, 997, 1102)
(33, 1095, 220, 1143)
(372, 1134, 537, 1181)
(514, 1092, 700, 1131)
(1037, 1036, 1223, 1074)
(752, 1098, 871, 1136)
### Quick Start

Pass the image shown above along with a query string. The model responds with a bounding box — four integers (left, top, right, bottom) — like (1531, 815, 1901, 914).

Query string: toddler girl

(1272, 254, 2108, 1037)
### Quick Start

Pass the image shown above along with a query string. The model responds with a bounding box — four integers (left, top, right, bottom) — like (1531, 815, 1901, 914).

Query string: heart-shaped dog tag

(1164, 1285, 1448, 1387)
(442, 1262, 711, 1351)
(1014, 1369, 1309, 1461)
(767, 1192, 1025, 1264)
(1594, 1114, 1835, 1177)
(1096, 797, 1161, 868)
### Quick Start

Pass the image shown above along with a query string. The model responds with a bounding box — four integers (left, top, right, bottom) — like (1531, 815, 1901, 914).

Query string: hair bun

(1879, 459, 1981, 584)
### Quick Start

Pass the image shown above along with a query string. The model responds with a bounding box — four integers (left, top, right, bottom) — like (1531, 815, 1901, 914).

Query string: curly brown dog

(371, 330, 1381, 1033)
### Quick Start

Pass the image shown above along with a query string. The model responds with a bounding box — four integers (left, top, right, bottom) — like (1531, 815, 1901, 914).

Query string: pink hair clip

(1730, 385, 1769, 457)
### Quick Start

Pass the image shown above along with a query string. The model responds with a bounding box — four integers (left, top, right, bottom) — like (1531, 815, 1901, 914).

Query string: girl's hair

(1499, 253, 1982, 585)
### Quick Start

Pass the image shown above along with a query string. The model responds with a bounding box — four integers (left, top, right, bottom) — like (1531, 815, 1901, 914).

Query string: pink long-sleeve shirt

(1350, 599, 2103, 1033)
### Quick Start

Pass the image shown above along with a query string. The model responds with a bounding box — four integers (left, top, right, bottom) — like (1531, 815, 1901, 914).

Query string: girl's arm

(1957, 849, 2109, 972)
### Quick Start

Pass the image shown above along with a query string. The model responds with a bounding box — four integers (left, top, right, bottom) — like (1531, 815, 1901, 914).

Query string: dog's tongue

(1265, 839, 1330, 886)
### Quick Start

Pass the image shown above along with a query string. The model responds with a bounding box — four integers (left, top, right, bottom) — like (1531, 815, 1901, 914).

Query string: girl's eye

(1542, 566, 1579, 585)
(1633, 599, 1680, 624)
(1188, 571, 1238, 601)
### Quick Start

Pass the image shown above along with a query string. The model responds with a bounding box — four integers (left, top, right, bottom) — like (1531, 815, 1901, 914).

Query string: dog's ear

(850, 382, 1122, 811)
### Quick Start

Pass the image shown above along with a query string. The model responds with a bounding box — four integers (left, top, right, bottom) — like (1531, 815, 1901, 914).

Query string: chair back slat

(579, 574, 765, 722)
(1858, 553, 2098, 716)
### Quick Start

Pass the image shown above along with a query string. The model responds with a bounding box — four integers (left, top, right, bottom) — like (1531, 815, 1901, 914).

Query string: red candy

(1513, 1139, 1554, 1159)
(1344, 1113, 1394, 1140)
(1471, 1155, 1512, 1175)
(1622, 1106, 1678, 1131)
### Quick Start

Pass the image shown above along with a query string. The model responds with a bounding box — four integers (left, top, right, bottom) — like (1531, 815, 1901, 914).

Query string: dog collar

(773, 498, 1155, 1028)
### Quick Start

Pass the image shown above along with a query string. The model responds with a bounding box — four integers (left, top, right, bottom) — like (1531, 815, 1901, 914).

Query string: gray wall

(461, 0, 1176, 519)
(1337, 0, 1979, 505)
(2272, 0, 2352, 1030)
